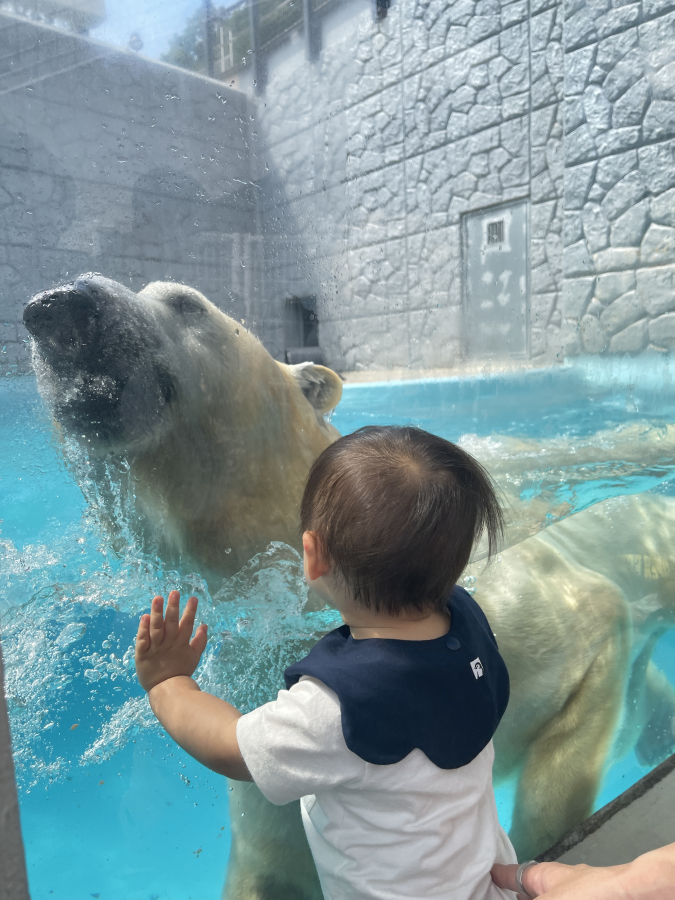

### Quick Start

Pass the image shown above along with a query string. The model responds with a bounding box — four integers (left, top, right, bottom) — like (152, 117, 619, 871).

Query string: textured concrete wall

(560, 0, 675, 355)
(0, 12, 259, 375)
(3, 0, 675, 374)
(253, 0, 566, 369)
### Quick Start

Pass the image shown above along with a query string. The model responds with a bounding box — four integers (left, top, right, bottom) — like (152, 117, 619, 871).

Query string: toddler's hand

(135, 591, 208, 693)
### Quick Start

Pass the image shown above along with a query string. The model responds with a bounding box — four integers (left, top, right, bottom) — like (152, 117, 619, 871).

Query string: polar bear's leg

(509, 635, 628, 859)
(224, 782, 322, 900)
(613, 619, 674, 762)
(636, 661, 675, 767)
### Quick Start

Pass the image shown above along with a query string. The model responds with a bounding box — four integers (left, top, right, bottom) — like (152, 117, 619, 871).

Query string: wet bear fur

(24, 274, 343, 579)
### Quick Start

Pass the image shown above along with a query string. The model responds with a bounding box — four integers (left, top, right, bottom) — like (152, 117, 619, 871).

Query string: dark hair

(300, 426, 504, 615)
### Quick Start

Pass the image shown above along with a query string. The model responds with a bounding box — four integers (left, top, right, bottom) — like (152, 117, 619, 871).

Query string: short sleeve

(236, 676, 365, 805)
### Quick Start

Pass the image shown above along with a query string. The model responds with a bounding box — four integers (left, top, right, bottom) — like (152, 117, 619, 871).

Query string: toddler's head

(300, 426, 503, 616)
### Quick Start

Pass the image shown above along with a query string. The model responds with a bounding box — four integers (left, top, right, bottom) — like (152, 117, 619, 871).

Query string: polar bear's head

(23, 273, 342, 456)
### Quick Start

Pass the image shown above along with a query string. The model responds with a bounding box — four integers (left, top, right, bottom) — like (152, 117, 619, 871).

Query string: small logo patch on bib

(470, 657, 484, 679)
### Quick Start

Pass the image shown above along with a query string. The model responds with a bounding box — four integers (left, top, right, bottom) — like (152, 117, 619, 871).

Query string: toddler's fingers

(135, 613, 151, 655)
(164, 590, 180, 643)
(190, 622, 208, 658)
(177, 595, 199, 643)
(149, 595, 165, 645)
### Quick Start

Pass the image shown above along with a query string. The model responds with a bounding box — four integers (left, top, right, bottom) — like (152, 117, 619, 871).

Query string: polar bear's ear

(288, 363, 343, 413)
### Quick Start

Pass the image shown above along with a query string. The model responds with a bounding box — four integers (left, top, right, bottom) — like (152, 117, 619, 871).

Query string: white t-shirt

(236, 676, 516, 900)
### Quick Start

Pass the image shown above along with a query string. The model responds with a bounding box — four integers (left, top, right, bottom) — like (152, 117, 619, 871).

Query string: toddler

(135, 425, 517, 900)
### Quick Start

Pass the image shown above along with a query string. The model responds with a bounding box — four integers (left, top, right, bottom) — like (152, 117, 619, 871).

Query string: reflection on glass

(1, 0, 675, 894)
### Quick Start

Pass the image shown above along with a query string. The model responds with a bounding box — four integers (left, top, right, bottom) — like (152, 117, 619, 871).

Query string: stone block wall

(0, 12, 258, 374)
(4, 0, 675, 374)
(253, 0, 567, 369)
(560, 0, 675, 355)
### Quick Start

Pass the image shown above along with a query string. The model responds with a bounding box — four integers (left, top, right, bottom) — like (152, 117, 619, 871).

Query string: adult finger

(149, 595, 165, 645)
(177, 595, 199, 644)
(491, 862, 590, 900)
(490, 864, 531, 899)
(164, 590, 181, 643)
(135, 613, 151, 655)
(516, 861, 589, 898)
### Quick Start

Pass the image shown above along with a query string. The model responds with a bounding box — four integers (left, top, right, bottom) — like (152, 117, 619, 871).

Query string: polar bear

(23, 273, 343, 577)
(467, 493, 675, 857)
(23, 274, 673, 895)
(461, 422, 675, 556)
(534, 494, 675, 769)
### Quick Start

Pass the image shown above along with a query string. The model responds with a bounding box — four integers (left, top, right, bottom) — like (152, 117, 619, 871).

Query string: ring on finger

(515, 860, 538, 898)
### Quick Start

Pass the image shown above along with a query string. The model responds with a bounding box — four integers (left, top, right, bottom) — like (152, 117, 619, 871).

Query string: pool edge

(538, 752, 675, 864)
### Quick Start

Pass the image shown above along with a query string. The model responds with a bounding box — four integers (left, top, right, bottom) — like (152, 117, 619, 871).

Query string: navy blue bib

(284, 586, 509, 769)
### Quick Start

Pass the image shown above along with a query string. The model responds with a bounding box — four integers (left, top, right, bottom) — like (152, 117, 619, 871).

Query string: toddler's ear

(302, 531, 331, 581)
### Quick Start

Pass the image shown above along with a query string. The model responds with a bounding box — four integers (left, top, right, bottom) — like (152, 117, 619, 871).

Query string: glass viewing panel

(1, 0, 675, 895)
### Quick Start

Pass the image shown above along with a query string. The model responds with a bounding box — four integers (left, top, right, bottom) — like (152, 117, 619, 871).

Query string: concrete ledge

(338, 360, 555, 383)
(539, 753, 675, 866)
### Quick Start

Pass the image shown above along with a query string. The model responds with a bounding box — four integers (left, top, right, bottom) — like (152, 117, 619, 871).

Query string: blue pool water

(2, 359, 675, 898)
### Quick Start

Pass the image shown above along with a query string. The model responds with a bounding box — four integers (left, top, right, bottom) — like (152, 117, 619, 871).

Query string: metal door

(463, 201, 529, 358)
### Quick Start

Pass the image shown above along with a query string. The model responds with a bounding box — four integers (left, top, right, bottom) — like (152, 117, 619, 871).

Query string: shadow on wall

(0, 156, 260, 374)
(253, 161, 331, 361)
(0, 128, 92, 374)
(104, 166, 256, 325)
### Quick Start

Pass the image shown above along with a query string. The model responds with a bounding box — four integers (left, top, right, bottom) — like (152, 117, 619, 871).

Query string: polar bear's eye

(168, 294, 205, 316)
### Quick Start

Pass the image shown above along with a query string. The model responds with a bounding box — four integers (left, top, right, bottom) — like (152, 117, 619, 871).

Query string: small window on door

(487, 220, 504, 245)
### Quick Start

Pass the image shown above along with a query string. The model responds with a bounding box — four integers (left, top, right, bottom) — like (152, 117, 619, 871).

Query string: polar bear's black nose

(23, 284, 100, 353)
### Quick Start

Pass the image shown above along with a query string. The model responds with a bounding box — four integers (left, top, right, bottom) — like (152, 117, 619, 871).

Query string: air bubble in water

(55, 623, 87, 648)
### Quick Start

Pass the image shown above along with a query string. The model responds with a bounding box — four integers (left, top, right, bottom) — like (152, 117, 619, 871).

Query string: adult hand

(492, 842, 675, 899)
(492, 860, 629, 899)
(135, 590, 208, 692)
